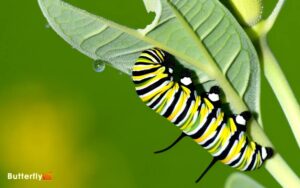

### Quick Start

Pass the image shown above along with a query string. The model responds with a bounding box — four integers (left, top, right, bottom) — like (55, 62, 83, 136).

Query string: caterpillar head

(261, 147, 274, 160)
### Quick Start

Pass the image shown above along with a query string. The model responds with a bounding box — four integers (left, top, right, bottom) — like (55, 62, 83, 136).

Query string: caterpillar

(131, 48, 273, 182)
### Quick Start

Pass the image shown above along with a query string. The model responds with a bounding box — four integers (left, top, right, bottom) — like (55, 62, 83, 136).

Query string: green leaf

(225, 173, 265, 188)
(38, 0, 261, 115)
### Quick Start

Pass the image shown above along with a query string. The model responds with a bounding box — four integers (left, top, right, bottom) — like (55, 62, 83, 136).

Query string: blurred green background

(0, 0, 299, 187)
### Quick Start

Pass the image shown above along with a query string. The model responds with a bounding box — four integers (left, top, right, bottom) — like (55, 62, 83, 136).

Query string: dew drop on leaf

(93, 60, 106, 73)
(127, 68, 132, 74)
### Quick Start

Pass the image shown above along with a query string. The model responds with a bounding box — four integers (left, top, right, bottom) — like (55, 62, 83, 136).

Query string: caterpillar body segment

(132, 48, 273, 182)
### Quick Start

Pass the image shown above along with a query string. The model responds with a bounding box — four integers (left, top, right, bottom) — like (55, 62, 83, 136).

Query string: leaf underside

(38, 0, 260, 116)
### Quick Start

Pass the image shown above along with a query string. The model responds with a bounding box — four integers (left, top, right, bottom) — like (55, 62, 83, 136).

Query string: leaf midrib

(166, 0, 249, 112)
(40, 0, 249, 113)
(101, 0, 248, 112)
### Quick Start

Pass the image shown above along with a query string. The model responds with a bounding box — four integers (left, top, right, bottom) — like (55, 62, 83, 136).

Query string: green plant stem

(251, 0, 300, 148)
(264, 0, 286, 34)
(266, 155, 300, 187)
(260, 37, 300, 147)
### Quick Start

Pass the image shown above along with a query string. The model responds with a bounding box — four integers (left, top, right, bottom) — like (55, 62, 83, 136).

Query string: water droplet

(45, 24, 50, 29)
(93, 60, 106, 73)
(127, 68, 132, 75)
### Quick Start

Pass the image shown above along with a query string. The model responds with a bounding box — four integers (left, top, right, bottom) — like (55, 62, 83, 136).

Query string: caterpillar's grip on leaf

(132, 48, 273, 182)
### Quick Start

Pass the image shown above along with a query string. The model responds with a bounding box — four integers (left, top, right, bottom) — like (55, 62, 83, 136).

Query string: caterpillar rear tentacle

(131, 48, 273, 183)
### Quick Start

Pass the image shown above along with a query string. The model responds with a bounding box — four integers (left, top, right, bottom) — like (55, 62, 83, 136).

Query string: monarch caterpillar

(131, 48, 273, 182)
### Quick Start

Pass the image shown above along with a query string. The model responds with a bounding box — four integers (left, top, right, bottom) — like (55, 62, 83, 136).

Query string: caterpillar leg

(207, 86, 221, 103)
(234, 111, 252, 131)
(154, 132, 186, 154)
(179, 69, 194, 88)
